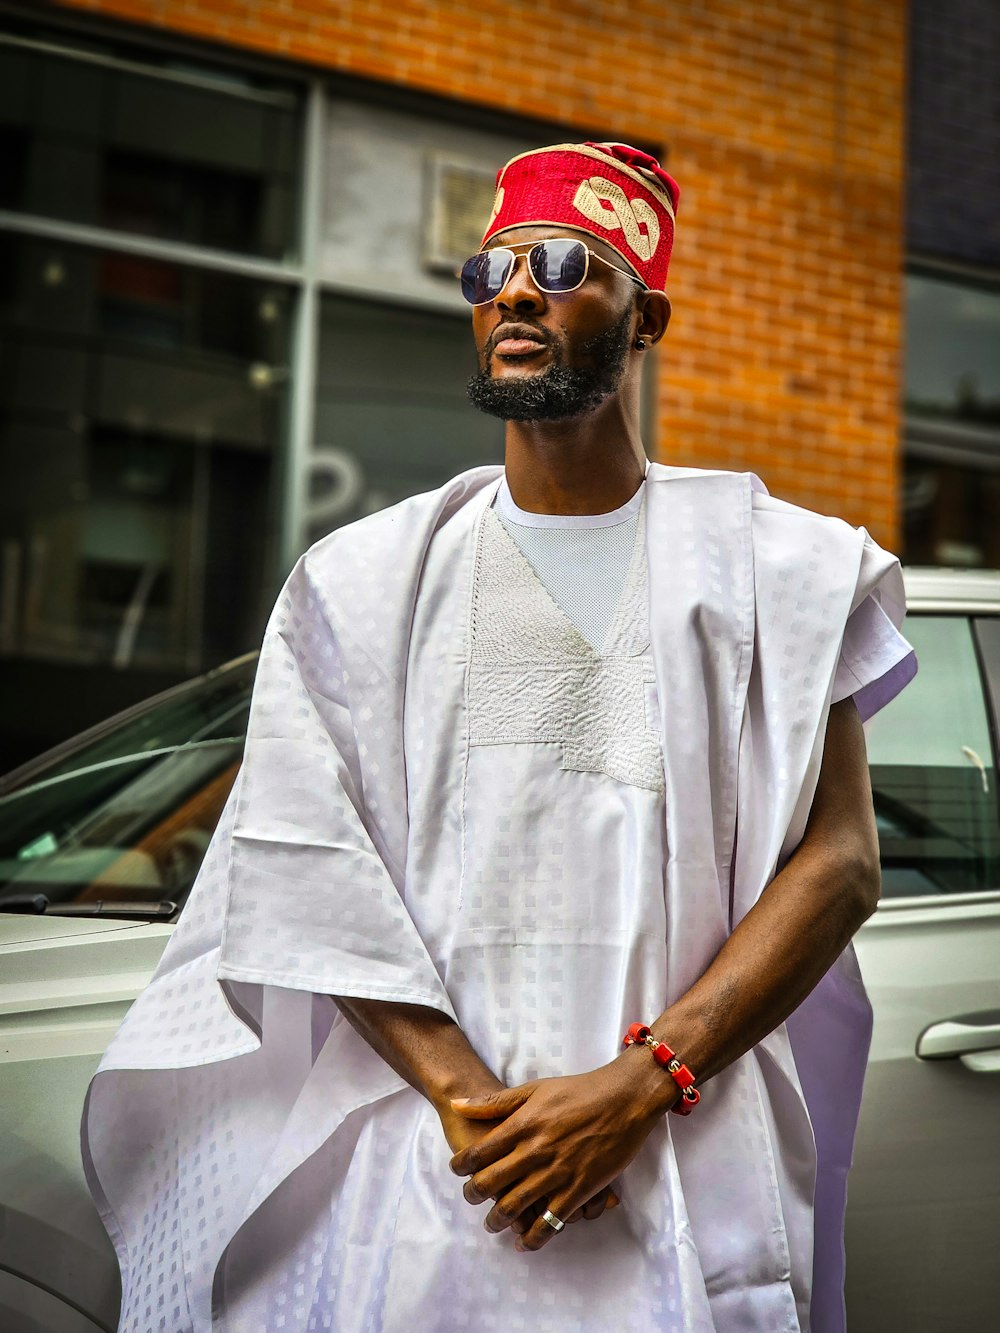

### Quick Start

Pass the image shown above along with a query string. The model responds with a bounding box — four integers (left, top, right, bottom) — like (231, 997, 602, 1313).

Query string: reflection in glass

(902, 457, 1000, 569)
(0, 234, 286, 762)
(866, 616, 1000, 897)
(310, 295, 503, 543)
(905, 274, 1000, 429)
(0, 36, 300, 259)
(0, 656, 254, 914)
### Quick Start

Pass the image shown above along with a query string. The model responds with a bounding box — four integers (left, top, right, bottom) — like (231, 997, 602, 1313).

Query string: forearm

(652, 840, 875, 1095)
(333, 996, 502, 1111)
(628, 699, 882, 1114)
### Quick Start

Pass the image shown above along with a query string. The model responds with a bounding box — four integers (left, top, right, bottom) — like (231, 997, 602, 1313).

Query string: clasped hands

(442, 1057, 675, 1253)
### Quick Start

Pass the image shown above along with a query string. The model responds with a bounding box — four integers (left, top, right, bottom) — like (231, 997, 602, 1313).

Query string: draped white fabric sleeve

(831, 582, 917, 721)
(217, 555, 457, 1016)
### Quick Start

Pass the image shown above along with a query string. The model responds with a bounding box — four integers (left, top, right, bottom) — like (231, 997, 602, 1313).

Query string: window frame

(973, 616, 1000, 825)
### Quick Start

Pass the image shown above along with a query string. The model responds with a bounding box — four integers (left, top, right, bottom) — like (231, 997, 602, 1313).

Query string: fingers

(450, 1085, 533, 1121)
(464, 1169, 622, 1236)
(449, 1116, 527, 1177)
(510, 1206, 537, 1236)
(463, 1157, 523, 1207)
(484, 1176, 597, 1244)
(512, 1188, 621, 1250)
(515, 1191, 585, 1253)
(566, 1187, 619, 1225)
(481, 1173, 554, 1234)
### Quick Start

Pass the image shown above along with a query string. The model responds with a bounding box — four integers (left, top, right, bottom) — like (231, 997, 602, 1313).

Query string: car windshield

(0, 657, 255, 917)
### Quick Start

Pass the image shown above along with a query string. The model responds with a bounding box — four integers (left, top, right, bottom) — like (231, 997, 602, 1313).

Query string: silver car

(1, 572, 998, 1332)
(846, 569, 1000, 1331)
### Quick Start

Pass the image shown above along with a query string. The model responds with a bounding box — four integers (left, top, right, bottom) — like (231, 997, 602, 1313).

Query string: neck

(502, 393, 647, 515)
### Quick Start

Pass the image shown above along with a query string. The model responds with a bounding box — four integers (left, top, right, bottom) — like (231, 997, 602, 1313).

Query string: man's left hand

(448, 1060, 671, 1251)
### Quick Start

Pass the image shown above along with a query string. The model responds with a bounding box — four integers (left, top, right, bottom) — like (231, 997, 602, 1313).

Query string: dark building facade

(902, 0, 1000, 567)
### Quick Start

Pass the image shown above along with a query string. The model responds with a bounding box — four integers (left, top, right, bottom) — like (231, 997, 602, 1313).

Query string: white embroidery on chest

(468, 507, 664, 794)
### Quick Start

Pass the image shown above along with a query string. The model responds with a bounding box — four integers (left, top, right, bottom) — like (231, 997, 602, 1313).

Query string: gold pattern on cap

(572, 177, 660, 261)
(489, 185, 505, 224)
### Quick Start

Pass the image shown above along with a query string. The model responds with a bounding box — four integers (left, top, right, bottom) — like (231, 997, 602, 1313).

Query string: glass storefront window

(905, 274, 1000, 430)
(0, 20, 557, 772)
(0, 232, 288, 740)
(903, 272, 1000, 569)
(902, 455, 1000, 568)
(309, 295, 503, 543)
(0, 33, 301, 260)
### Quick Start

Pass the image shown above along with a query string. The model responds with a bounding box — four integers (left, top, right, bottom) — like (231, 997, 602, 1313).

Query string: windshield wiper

(1, 893, 177, 921)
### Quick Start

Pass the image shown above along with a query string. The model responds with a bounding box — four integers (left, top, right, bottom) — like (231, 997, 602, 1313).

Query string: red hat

(481, 142, 680, 293)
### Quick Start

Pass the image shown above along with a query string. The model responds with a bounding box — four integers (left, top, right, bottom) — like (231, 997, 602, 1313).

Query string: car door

(846, 610, 1000, 1332)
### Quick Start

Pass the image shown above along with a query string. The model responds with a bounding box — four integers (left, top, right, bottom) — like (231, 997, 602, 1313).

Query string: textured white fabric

(494, 476, 642, 652)
(832, 590, 915, 720)
(470, 505, 663, 792)
(82, 464, 916, 1333)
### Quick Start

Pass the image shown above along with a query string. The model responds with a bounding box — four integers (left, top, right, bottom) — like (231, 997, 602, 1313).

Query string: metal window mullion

(0, 210, 304, 285)
(971, 618, 1000, 828)
(279, 78, 325, 576)
(0, 33, 298, 109)
(906, 441, 1000, 472)
(186, 448, 211, 676)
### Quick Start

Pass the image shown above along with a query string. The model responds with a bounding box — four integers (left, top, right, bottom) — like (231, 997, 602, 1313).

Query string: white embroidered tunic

(262, 495, 684, 1330)
(82, 465, 917, 1333)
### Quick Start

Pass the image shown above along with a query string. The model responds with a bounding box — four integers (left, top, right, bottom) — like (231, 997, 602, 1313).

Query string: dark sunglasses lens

(529, 239, 588, 292)
(460, 249, 514, 304)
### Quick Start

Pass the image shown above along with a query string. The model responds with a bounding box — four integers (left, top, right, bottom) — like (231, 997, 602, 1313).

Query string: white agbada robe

(83, 463, 915, 1333)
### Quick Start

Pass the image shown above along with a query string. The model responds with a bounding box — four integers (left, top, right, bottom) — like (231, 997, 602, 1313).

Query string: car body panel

(0, 919, 171, 1331)
(844, 577, 1000, 1331)
(847, 893, 1000, 1330)
(0, 913, 143, 948)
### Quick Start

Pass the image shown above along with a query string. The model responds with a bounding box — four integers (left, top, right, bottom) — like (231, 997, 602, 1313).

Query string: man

(84, 143, 915, 1332)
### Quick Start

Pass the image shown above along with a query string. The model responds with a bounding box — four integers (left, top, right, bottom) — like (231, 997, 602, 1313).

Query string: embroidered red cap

(481, 142, 680, 293)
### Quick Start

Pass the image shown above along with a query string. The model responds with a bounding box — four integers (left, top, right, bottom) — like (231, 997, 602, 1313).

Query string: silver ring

(541, 1208, 565, 1233)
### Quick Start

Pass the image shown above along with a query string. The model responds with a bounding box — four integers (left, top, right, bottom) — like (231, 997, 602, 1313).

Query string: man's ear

(637, 291, 671, 346)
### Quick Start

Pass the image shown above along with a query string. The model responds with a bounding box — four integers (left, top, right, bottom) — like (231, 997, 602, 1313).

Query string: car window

(0, 660, 254, 915)
(866, 614, 1000, 898)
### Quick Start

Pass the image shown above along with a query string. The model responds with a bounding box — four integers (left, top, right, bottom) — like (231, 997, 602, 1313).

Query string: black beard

(466, 306, 634, 422)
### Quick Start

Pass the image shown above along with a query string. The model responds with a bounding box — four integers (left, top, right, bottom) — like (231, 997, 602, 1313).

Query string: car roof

(902, 566, 1000, 613)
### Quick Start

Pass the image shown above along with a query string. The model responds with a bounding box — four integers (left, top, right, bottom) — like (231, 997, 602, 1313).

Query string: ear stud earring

(635, 338, 646, 350)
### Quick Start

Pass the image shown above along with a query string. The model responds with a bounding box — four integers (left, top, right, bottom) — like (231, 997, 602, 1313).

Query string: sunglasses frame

(460, 237, 647, 306)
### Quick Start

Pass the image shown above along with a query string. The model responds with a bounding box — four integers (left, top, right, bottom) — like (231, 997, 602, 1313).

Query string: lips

(490, 324, 549, 359)
(495, 338, 546, 356)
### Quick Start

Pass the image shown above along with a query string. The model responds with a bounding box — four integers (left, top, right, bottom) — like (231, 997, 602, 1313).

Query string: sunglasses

(459, 237, 647, 306)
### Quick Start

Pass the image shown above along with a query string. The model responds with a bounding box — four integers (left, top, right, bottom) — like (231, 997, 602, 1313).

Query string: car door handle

(917, 1014, 1000, 1071)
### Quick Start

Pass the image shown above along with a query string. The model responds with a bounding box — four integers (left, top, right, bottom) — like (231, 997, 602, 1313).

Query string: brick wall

(57, 0, 907, 546)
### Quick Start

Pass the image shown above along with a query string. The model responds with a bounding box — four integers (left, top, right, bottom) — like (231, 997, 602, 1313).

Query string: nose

(495, 253, 546, 314)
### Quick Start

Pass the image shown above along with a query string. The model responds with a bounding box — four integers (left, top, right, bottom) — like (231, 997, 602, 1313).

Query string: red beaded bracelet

(622, 1023, 701, 1115)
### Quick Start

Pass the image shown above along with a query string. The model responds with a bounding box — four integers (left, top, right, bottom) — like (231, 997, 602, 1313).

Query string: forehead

(486, 224, 633, 277)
